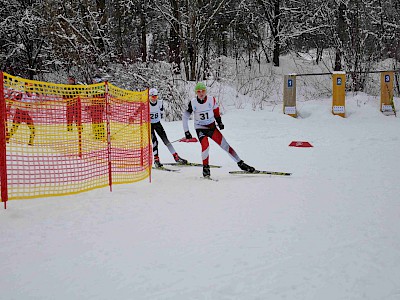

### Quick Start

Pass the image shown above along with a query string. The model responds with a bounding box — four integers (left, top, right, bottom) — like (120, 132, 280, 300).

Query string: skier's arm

(160, 101, 164, 119)
(213, 97, 224, 130)
(129, 103, 145, 123)
(5, 90, 14, 113)
(182, 101, 193, 136)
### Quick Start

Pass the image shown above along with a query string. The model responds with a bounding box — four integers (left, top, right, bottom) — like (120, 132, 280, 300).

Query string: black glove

(215, 117, 224, 130)
(185, 131, 192, 139)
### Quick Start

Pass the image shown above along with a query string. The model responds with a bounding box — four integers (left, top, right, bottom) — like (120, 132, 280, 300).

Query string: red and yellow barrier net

(0, 72, 152, 207)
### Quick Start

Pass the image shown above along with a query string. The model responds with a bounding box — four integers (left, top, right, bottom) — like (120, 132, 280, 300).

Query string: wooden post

(332, 72, 346, 117)
(283, 74, 297, 117)
(380, 71, 395, 115)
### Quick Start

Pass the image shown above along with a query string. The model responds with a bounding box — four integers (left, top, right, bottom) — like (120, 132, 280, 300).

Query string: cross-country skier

(148, 88, 187, 168)
(63, 75, 79, 132)
(85, 75, 106, 140)
(6, 83, 36, 146)
(182, 82, 255, 178)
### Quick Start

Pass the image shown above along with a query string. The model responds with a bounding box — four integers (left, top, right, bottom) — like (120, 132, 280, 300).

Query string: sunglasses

(196, 90, 206, 93)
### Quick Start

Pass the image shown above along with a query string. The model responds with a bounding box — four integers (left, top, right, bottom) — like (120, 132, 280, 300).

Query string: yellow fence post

(283, 74, 297, 117)
(380, 71, 394, 115)
(332, 71, 346, 117)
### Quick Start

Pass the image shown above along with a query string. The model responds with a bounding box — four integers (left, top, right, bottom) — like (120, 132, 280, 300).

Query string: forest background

(1, 0, 399, 119)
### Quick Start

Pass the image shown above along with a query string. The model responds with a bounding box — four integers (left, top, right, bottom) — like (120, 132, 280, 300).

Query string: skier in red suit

(63, 75, 80, 132)
(182, 82, 254, 178)
(6, 83, 36, 146)
(86, 75, 105, 140)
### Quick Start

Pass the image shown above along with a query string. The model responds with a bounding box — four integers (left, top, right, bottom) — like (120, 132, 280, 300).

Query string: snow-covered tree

(0, 0, 50, 79)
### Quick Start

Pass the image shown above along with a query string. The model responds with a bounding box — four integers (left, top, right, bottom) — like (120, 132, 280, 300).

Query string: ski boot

(237, 160, 255, 173)
(173, 153, 187, 165)
(154, 156, 163, 168)
(203, 165, 210, 178)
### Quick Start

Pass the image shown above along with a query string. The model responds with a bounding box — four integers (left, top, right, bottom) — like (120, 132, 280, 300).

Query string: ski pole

(103, 123, 131, 141)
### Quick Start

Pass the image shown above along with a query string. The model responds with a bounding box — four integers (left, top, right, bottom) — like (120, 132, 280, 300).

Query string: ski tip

(209, 165, 222, 169)
(152, 166, 180, 172)
(229, 170, 292, 176)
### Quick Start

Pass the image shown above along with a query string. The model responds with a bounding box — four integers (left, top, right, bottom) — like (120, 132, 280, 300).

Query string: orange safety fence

(0, 72, 152, 208)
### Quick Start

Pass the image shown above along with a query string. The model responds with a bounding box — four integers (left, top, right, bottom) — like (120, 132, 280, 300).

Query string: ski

(152, 166, 180, 172)
(164, 162, 221, 168)
(201, 176, 219, 182)
(229, 170, 292, 176)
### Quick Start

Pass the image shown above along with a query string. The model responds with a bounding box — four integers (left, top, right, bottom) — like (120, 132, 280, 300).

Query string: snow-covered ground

(1, 87, 400, 299)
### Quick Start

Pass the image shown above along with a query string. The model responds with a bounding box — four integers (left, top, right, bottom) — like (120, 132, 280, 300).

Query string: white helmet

(149, 88, 158, 96)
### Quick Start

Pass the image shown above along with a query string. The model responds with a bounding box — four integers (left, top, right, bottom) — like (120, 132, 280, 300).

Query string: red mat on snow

(289, 141, 313, 147)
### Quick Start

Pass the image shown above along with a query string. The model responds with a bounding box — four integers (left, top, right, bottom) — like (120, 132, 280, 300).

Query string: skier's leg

(25, 112, 35, 145)
(210, 128, 255, 172)
(154, 123, 176, 155)
(154, 123, 187, 163)
(66, 104, 73, 131)
(198, 133, 210, 177)
(93, 123, 105, 140)
(28, 125, 35, 145)
(196, 131, 210, 166)
(73, 102, 79, 128)
(7, 109, 22, 142)
(6, 122, 19, 142)
(152, 130, 163, 167)
(151, 127, 159, 158)
(210, 128, 241, 162)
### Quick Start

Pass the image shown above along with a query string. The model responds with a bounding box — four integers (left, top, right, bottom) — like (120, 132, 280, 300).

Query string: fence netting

(0, 72, 151, 201)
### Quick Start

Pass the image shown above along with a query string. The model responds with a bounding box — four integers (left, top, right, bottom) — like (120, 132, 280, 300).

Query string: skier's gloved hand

(185, 131, 192, 139)
(215, 117, 224, 130)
